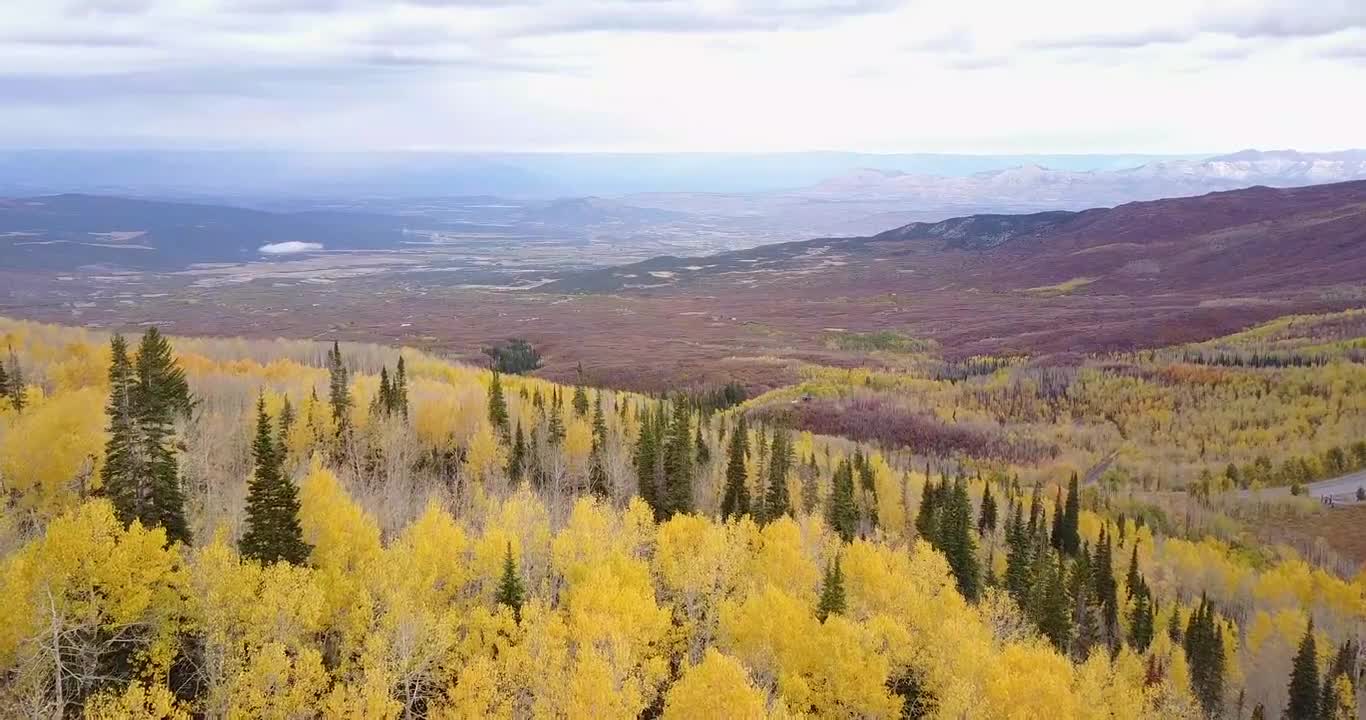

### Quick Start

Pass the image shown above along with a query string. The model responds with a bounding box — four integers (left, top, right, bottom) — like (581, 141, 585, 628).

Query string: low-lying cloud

(259, 241, 323, 254)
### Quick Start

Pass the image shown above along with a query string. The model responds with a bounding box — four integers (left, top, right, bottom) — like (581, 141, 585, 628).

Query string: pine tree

(488, 370, 509, 437)
(277, 395, 295, 461)
(547, 399, 565, 445)
(508, 424, 527, 485)
(1125, 543, 1141, 598)
(978, 483, 998, 535)
(915, 478, 941, 545)
(762, 429, 791, 522)
(1031, 550, 1072, 653)
(816, 558, 846, 622)
(694, 425, 710, 465)
(394, 355, 408, 418)
(827, 459, 859, 542)
(1050, 488, 1065, 551)
(240, 395, 309, 565)
(1285, 621, 1320, 720)
(101, 334, 139, 521)
(495, 543, 526, 622)
(572, 384, 589, 416)
(1128, 579, 1155, 652)
(129, 328, 192, 545)
(1092, 528, 1118, 644)
(376, 366, 393, 416)
(635, 410, 662, 517)
(1184, 596, 1225, 719)
(939, 479, 980, 600)
(0, 359, 8, 406)
(588, 399, 609, 498)
(1004, 502, 1034, 604)
(326, 341, 351, 438)
(5, 347, 25, 412)
(1062, 472, 1081, 556)
(591, 394, 607, 446)
(720, 427, 750, 520)
(662, 399, 695, 517)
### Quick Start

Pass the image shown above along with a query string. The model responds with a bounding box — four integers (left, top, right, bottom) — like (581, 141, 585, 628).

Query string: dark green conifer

(488, 370, 509, 437)
(1285, 620, 1320, 720)
(978, 483, 998, 535)
(763, 429, 791, 522)
(495, 543, 526, 622)
(5, 347, 25, 412)
(240, 395, 310, 565)
(720, 427, 750, 520)
(1061, 472, 1081, 555)
(939, 479, 980, 600)
(827, 459, 859, 542)
(572, 384, 589, 417)
(662, 399, 695, 516)
(816, 557, 846, 622)
(101, 333, 139, 520)
(326, 341, 351, 439)
(394, 356, 408, 418)
(131, 328, 193, 545)
(508, 424, 526, 485)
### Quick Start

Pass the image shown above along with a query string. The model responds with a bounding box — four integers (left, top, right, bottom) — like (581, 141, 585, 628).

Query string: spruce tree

(1050, 488, 1065, 551)
(0, 360, 8, 405)
(376, 366, 393, 416)
(662, 399, 695, 516)
(763, 429, 791, 522)
(508, 424, 527, 485)
(1285, 621, 1320, 720)
(1128, 579, 1155, 652)
(588, 401, 609, 498)
(1125, 543, 1141, 598)
(1004, 502, 1034, 604)
(131, 328, 193, 545)
(495, 543, 526, 622)
(326, 341, 351, 438)
(1092, 528, 1118, 644)
(827, 459, 859, 542)
(277, 395, 295, 460)
(240, 395, 309, 565)
(816, 558, 846, 622)
(1062, 472, 1081, 556)
(978, 483, 998, 535)
(1184, 596, 1225, 719)
(547, 399, 565, 445)
(572, 384, 589, 416)
(1031, 550, 1072, 653)
(635, 409, 662, 517)
(720, 427, 750, 520)
(101, 333, 139, 521)
(394, 355, 408, 418)
(915, 478, 940, 545)
(694, 425, 710, 465)
(940, 479, 980, 600)
(5, 347, 25, 412)
(591, 394, 607, 446)
(488, 370, 509, 437)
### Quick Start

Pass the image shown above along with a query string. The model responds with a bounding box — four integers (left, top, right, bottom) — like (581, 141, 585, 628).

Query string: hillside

(546, 180, 1366, 295)
(0, 314, 1363, 717)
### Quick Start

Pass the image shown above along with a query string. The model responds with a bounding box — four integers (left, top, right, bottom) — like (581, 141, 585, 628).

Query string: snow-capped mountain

(802, 150, 1366, 207)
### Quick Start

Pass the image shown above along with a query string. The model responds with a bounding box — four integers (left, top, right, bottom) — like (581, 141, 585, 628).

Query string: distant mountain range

(796, 150, 1366, 206)
(545, 179, 1366, 298)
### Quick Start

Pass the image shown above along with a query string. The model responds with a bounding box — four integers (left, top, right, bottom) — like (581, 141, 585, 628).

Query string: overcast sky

(2, 0, 1364, 153)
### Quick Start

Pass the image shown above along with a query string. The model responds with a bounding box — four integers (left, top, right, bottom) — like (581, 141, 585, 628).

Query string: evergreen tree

(1004, 502, 1034, 604)
(1031, 550, 1072, 653)
(1286, 621, 1320, 720)
(827, 459, 859, 542)
(572, 384, 589, 417)
(546, 399, 565, 445)
(635, 410, 662, 517)
(1184, 596, 1225, 719)
(915, 478, 941, 545)
(394, 355, 408, 418)
(508, 424, 527, 485)
(816, 558, 846, 622)
(1092, 528, 1118, 644)
(978, 483, 998, 536)
(0, 358, 8, 405)
(1027, 482, 1043, 535)
(720, 427, 750, 520)
(694, 425, 710, 465)
(1321, 639, 1358, 720)
(588, 399, 609, 497)
(662, 399, 695, 516)
(5, 347, 25, 412)
(1050, 488, 1065, 551)
(939, 479, 980, 600)
(131, 328, 192, 545)
(1061, 472, 1081, 556)
(1125, 543, 1141, 598)
(591, 394, 607, 446)
(277, 395, 295, 460)
(376, 366, 393, 416)
(1128, 579, 1155, 652)
(488, 370, 509, 437)
(326, 341, 351, 440)
(1168, 606, 1183, 645)
(240, 395, 310, 565)
(495, 543, 526, 622)
(762, 429, 791, 522)
(101, 333, 139, 521)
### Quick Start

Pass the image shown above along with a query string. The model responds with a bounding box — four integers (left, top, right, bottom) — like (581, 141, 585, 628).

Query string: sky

(2, 0, 1364, 154)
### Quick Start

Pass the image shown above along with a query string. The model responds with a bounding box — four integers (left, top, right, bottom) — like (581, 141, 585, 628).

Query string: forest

(0, 314, 1362, 719)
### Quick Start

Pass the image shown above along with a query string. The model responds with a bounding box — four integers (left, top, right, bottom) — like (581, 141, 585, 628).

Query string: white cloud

(259, 241, 323, 254)
(0, 0, 1362, 152)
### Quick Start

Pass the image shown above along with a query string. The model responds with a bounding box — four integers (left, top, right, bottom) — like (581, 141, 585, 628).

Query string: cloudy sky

(2, 0, 1364, 153)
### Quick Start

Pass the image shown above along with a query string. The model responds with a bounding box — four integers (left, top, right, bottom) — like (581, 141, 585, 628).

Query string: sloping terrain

(546, 181, 1366, 296)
